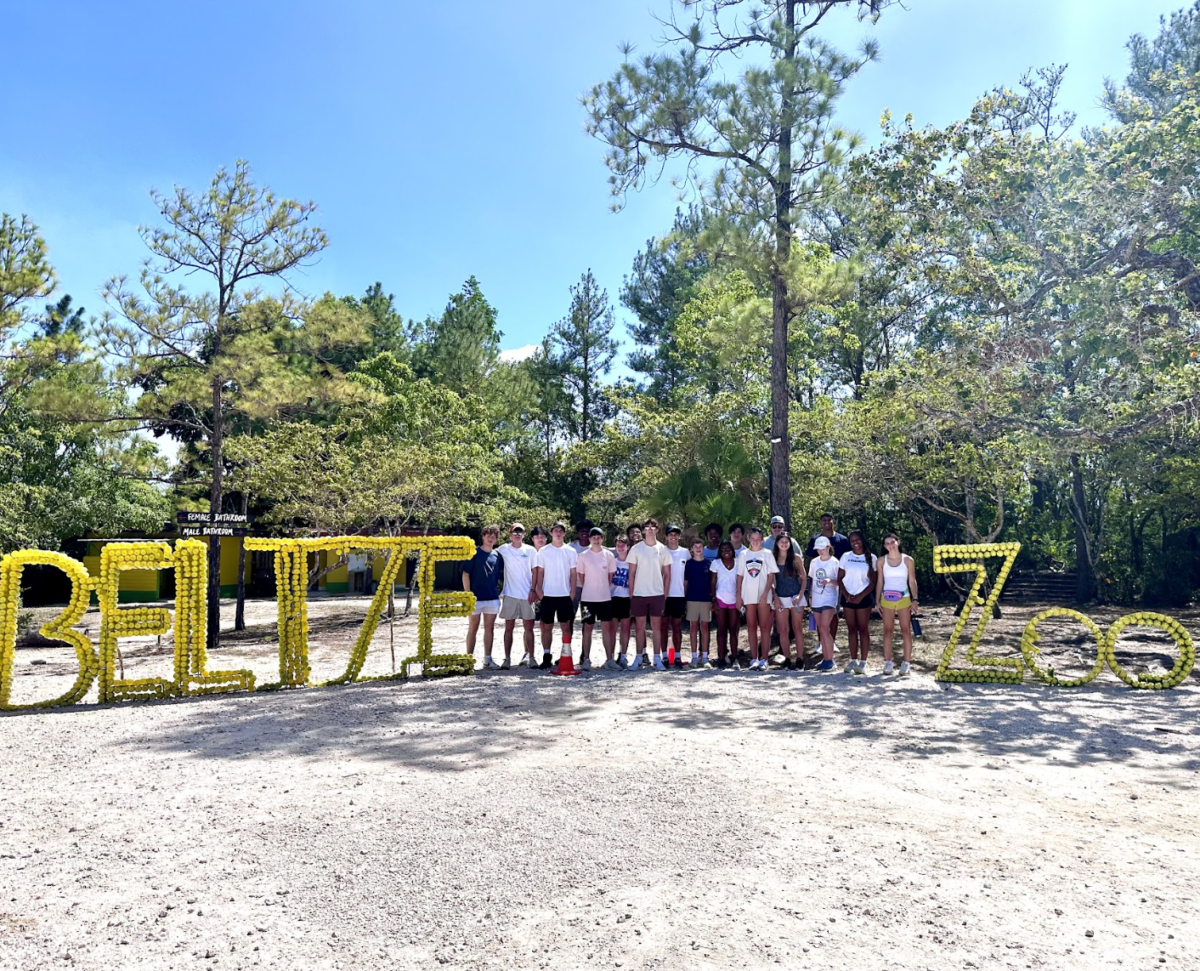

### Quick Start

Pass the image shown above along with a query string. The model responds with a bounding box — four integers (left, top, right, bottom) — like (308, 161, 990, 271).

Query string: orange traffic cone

(555, 652, 581, 676)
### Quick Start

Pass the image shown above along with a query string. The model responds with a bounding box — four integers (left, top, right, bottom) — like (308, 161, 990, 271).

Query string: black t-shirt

(683, 558, 712, 601)
(805, 531, 852, 560)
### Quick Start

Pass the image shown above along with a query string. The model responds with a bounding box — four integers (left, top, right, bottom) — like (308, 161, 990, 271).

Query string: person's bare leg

(689, 617, 699, 661)
(466, 613, 481, 657)
(792, 607, 806, 662)
(775, 609, 791, 661)
(619, 617, 631, 656)
(881, 611, 896, 663)
(581, 620, 593, 665)
(602, 619, 615, 660)
(818, 611, 835, 661)
(900, 609, 914, 662)
(523, 619, 534, 658)
(858, 610, 871, 664)
(744, 609, 758, 663)
(699, 619, 709, 660)
(634, 616, 647, 657)
(671, 618, 682, 655)
(758, 606, 773, 661)
(540, 622, 553, 656)
(716, 609, 728, 662)
(651, 616, 665, 659)
(503, 618, 515, 661)
(482, 613, 496, 660)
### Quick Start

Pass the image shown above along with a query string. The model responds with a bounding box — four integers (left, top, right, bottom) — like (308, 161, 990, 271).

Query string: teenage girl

(875, 533, 919, 676)
(838, 530, 876, 675)
(737, 527, 778, 671)
(772, 532, 807, 669)
(808, 537, 840, 671)
(710, 541, 741, 669)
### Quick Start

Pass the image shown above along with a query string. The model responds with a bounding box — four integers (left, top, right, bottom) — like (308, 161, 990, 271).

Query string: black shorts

(581, 600, 613, 623)
(664, 596, 687, 619)
(843, 593, 875, 611)
(611, 597, 631, 620)
(540, 595, 575, 625)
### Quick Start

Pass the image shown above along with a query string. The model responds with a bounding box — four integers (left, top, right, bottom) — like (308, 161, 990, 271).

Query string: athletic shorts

(540, 595, 575, 624)
(472, 599, 501, 616)
(686, 601, 712, 623)
(716, 599, 737, 611)
(665, 596, 687, 619)
(843, 593, 875, 611)
(630, 595, 665, 618)
(611, 597, 631, 620)
(499, 596, 535, 620)
(581, 600, 613, 623)
(879, 594, 912, 611)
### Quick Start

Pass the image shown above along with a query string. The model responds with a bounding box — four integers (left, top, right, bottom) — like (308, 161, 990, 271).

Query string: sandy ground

(1, 597, 1198, 970)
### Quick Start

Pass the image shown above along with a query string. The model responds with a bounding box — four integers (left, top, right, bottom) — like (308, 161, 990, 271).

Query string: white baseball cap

(814, 536, 831, 550)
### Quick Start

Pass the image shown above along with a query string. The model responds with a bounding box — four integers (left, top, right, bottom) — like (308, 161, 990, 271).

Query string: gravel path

(2, 600, 1198, 970)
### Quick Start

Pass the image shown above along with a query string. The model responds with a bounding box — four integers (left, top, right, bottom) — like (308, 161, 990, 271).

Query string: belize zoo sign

(0, 540, 1193, 712)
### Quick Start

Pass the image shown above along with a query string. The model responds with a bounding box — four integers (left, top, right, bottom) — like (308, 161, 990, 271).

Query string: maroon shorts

(630, 595, 665, 618)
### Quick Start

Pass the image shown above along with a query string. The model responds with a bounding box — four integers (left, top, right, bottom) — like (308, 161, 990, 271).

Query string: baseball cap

(589, 527, 604, 537)
(510, 522, 525, 533)
(551, 521, 568, 532)
(769, 515, 785, 526)
(666, 524, 682, 535)
(814, 535, 831, 550)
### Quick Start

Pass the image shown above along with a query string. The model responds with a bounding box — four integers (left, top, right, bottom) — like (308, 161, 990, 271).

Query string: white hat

(814, 535, 831, 550)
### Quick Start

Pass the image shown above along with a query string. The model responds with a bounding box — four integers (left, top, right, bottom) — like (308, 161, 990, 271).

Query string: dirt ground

(1, 596, 1197, 970)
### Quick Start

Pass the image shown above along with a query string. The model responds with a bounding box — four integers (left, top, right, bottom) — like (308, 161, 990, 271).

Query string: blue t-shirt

(463, 548, 503, 601)
(702, 545, 722, 562)
(684, 558, 712, 601)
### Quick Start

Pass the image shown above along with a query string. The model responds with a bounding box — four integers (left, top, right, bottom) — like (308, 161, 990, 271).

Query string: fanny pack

(882, 588, 907, 603)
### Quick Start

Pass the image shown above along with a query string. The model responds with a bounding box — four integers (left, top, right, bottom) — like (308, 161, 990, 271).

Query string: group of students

(461, 513, 921, 676)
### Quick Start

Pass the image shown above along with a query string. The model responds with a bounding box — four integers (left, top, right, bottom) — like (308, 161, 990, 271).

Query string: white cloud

(499, 344, 539, 363)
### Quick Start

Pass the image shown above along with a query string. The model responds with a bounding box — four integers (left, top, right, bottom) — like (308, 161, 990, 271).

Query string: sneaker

(728, 660, 741, 671)
(617, 654, 629, 669)
(500, 657, 511, 670)
(483, 656, 499, 670)
(843, 660, 856, 674)
(899, 661, 911, 677)
(816, 659, 835, 672)
(883, 660, 895, 676)
(854, 660, 865, 675)
(603, 658, 621, 671)
(654, 656, 667, 671)
(517, 653, 533, 668)
(673, 657, 684, 669)
(642, 654, 652, 669)
(539, 653, 553, 670)
(770, 653, 786, 667)
(581, 657, 592, 672)
(628, 655, 642, 671)
(699, 653, 710, 668)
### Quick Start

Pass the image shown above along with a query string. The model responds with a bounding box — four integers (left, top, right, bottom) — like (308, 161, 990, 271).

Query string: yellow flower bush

(934, 542, 1025, 684)
(0, 550, 97, 709)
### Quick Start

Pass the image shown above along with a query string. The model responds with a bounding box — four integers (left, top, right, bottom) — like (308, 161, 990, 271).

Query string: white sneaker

(899, 661, 911, 677)
(843, 660, 856, 674)
(628, 655, 642, 671)
(728, 660, 741, 671)
(580, 657, 592, 672)
(699, 653, 710, 668)
(603, 658, 621, 671)
(854, 660, 866, 675)
(883, 660, 895, 676)
(654, 656, 667, 671)
(483, 656, 499, 670)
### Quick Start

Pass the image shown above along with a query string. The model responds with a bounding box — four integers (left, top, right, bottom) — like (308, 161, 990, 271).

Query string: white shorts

(771, 594, 806, 609)
(472, 599, 501, 616)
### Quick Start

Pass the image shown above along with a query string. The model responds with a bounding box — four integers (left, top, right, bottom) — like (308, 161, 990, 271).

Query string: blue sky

(0, 0, 1183, 362)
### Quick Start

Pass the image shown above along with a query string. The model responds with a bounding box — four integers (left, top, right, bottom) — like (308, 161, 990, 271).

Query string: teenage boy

(570, 520, 596, 651)
(610, 535, 633, 667)
(463, 525, 504, 668)
(570, 521, 593, 556)
(576, 527, 618, 671)
(497, 522, 538, 668)
(684, 539, 713, 666)
(702, 523, 724, 562)
(664, 525, 690, 668)
(536, 522, 578, 670)
(729, 523, 747, 558)
(626, 518, 673, 671)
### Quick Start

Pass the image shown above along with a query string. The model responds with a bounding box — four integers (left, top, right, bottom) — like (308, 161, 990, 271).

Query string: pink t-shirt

(577, 548, 616, 602)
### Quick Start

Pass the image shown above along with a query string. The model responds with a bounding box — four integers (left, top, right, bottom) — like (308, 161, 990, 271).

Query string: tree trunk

(1070, 456, 1095, 603)
(770, 1, 797, 530)
(234, 490, 248, 631)
(207, 377, 224, 652)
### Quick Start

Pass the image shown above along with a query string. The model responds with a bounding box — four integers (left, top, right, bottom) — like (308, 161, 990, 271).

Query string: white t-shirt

(537, 543, 578, 598)
(710, 559, 738, 604)
(568, 540, 589, 557)
(496, 542, 537, 599)
(666, 546, 690, 598)
(626, 541, 672, 597)
(737, 547, 778, 603)
(838, 550, 877, 597)
(611, 556, 631, 598)
(809, 555, 841, 609)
